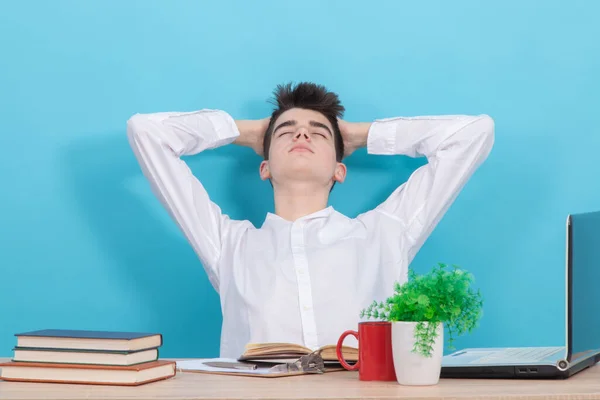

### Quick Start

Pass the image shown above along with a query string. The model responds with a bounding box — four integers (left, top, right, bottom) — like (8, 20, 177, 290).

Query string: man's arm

(346, 114, 495, 261)
(126, 109, 266, 290)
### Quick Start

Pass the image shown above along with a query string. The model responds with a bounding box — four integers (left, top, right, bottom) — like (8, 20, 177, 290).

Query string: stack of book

(0, 329, 176, 386)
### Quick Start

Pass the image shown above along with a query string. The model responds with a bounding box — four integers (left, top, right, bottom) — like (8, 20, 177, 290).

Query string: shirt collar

(262, 206, 335, 227)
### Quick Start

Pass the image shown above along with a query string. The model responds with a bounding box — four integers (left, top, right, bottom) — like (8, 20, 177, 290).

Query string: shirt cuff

(194, 109, 241, 149)
(366, 117, 400, 155)
(209, 109, 241, 141)
(163, 109, 240, 154)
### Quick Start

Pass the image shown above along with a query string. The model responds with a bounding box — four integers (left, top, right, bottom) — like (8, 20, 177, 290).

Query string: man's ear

(259, 160, 271, 180)
(333, 162, 347, 184)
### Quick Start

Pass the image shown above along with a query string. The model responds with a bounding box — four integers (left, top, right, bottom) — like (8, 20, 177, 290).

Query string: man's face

(260, 108, 346, 188)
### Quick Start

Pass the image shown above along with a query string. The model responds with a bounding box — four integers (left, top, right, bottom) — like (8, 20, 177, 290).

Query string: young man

(126, 82, 494, 358)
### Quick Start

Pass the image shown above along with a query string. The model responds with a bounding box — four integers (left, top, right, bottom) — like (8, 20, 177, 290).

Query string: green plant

(360, 263, 483, 357)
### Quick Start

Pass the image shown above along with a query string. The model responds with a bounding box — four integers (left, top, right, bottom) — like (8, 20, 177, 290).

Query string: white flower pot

(391, 321, 443, 386)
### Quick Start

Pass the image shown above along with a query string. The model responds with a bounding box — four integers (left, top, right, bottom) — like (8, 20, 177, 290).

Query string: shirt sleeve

(126, 109, 248, 291)
(359, 114, 495, 262)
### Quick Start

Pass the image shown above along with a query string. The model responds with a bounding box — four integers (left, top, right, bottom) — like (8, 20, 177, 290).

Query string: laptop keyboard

(469, 347, 563, 365)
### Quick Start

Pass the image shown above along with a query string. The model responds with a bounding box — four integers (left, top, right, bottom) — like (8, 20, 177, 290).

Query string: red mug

(336, 321, 396, 381)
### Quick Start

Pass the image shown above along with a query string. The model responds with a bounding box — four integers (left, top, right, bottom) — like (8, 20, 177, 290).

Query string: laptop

(441, 210, 600, 379)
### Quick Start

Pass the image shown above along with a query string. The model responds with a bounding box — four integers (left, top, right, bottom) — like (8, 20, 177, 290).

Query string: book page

(321, 345, 358, 361)
(243, 343, 311, 354)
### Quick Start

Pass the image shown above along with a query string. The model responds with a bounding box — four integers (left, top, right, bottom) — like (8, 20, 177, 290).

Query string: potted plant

(360, 263, 483, 386)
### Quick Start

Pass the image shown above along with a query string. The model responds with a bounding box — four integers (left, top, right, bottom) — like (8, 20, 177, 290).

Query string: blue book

(15, 329, 162, 352)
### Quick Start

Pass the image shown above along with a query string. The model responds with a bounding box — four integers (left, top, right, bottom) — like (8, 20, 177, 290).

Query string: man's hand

(338, 120, 371, 158)
(234, 118, 270, 156)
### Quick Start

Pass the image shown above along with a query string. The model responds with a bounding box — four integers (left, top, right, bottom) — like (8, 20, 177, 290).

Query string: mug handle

(336, 330, 359, 371)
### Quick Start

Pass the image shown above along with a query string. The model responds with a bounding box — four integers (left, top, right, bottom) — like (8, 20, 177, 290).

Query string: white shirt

(126, 109, 494, 358)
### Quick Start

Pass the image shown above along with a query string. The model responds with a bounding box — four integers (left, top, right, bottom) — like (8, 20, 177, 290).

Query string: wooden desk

(2, 360, 600, 400)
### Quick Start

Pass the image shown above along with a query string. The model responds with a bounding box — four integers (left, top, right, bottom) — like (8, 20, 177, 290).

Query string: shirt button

(303, 305, 311, 311)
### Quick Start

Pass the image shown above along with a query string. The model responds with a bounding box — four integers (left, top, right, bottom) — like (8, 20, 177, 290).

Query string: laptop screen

(569, 211, 600, 361)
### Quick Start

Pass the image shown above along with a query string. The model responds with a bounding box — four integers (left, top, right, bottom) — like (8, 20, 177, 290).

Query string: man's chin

(278, 167, 330, 182)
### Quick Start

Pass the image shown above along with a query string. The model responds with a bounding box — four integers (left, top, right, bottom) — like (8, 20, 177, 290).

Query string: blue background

(1, 0, 599, 358)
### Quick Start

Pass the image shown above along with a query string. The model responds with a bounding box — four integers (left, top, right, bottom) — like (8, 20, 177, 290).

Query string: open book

(238, 342, 358, 363)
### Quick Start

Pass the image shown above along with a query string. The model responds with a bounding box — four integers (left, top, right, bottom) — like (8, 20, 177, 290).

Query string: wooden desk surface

(2, 359, 600, 400)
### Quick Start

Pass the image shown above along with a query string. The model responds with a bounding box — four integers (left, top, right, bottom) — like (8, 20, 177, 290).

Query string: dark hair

(262, 82, 345, 161)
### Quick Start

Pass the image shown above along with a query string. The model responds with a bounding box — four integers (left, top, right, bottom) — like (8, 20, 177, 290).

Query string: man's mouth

(290, 145, 313, 153)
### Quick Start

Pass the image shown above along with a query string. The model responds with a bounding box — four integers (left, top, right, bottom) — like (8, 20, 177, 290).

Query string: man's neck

(273, 183, 330, 222)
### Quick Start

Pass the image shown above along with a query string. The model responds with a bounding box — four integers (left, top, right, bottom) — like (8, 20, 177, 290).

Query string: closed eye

(278, 131, 293, 137)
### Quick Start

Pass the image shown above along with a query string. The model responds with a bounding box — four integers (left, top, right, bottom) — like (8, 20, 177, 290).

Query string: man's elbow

(126, 113, 146, 140)
(472, 114, 495, 159)
(476, 114, 495, 143)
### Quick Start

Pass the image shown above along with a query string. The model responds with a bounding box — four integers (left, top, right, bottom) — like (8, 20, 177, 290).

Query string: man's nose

(294, 130, 311, 141)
